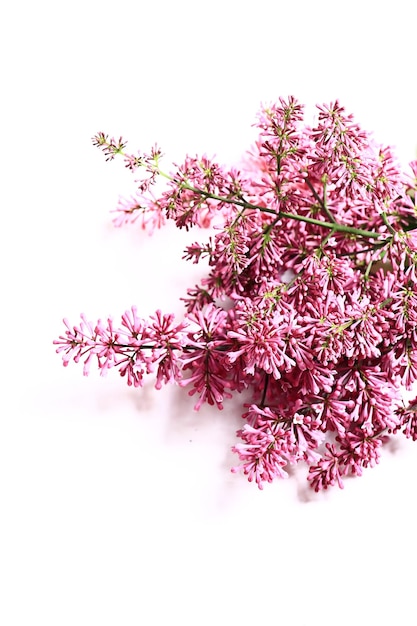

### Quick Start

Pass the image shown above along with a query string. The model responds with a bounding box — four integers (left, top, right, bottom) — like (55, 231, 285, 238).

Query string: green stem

(260, 375, 270, 408)
(179, 182, 383, 239)
(304, 176, 336, 224)
(380, 211, 397, 235)
(119, 150, 385, 240)
(316, 229, 337, 258)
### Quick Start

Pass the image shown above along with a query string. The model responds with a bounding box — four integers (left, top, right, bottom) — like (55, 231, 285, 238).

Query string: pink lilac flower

(112, 192, 166, 233)
(395, 397, 417, 440)
(92, 133, 127, 161)
(55, 98, 417, 493)
(231, 405, 298, 488)
(180, 304, 233, 410)
(148, 310, 188, 389)
(338, 429, 383, 476)
(54, 307, 188, 390)
(307, 444, 344, 492)
(227, 302, 296, 379)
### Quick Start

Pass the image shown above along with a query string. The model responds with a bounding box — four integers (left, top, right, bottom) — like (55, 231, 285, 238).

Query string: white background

(1, 1, 417, 624)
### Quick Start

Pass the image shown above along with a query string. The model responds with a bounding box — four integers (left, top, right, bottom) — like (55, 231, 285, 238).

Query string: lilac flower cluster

(55, 97, 417, 491)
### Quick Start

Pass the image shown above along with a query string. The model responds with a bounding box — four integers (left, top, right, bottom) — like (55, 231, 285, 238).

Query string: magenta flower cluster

(54, 97, 417, 491)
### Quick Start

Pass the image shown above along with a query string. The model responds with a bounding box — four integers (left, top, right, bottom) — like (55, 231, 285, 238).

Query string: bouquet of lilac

(54, 97, 417, 491)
